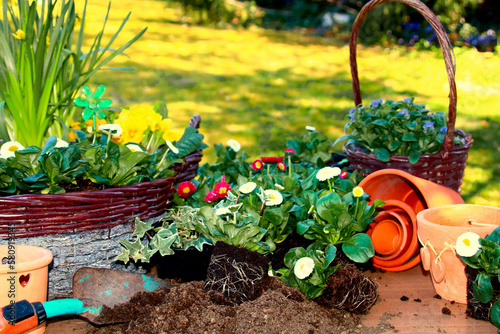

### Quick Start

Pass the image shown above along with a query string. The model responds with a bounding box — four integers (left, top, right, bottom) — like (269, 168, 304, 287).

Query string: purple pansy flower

(439, 126, 447, 134)
(370, 99, 383, 108)
(403, 97, 412, 104)
(348, 108, 356, 121)
(398, 108, 409, 118)
(423, 121, 434, 133)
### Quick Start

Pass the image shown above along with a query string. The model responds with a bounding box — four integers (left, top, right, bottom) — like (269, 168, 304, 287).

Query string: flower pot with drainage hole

(359, 169, 464, 272)
(416, 204, 500, 303)
(0, 244, 53, 334)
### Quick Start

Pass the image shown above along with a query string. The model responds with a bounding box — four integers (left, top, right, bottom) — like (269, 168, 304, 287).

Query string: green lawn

(81, 0, 500, 206)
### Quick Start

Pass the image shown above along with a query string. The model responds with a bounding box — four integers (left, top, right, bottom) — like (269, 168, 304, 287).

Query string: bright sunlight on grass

(81, 0, 500, 206)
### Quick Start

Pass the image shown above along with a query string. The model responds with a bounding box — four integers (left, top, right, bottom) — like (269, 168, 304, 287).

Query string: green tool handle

(43, 299, 87, 318)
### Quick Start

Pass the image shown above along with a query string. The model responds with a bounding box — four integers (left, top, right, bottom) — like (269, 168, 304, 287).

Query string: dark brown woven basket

(345, 0, 473, 193)
(0, 115, 203, 238)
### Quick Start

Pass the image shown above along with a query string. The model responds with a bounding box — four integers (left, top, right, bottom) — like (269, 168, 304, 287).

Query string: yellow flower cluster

(114, 105, 182, 147)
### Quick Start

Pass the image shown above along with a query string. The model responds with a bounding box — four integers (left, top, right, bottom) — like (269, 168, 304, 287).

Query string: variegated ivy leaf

(132, 217, 154, 238)
(114, 248, 130, 264)
(119, 238, 144, 259)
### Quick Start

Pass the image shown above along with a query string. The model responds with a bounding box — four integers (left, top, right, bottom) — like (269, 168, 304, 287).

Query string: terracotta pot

(0, 244, 52, 334)
(417, 204, 500, 304)
(359, 169, 464, 271)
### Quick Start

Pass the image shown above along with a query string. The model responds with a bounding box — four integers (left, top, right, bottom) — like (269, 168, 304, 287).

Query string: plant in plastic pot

(116, 206, 214, 281)
(459, 227, 500, 330)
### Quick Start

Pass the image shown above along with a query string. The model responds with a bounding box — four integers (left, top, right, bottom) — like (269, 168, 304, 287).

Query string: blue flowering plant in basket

(334, 98, 465, 164)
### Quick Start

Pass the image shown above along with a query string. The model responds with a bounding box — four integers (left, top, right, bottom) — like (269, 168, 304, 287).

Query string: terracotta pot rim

(372, 200, 421, 270)
(0, 244, 53, 273)
(371, 211, 408, 259)
(416, 204, 500, 232)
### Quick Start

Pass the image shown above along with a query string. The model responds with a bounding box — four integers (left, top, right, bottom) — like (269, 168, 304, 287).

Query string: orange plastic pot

(417, 204, 500, 304)
(359, 169, 464, 271)
(0, 245, 53, 334)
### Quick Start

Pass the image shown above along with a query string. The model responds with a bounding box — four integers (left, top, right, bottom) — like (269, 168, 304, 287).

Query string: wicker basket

(0, 115, 203, 298)
(0, 115, 202, 238)
(345, 0, 473, 193)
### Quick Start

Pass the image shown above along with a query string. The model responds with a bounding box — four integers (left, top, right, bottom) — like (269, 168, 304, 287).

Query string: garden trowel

(72, 267, 172, 308)
(0, 268, 172, 333)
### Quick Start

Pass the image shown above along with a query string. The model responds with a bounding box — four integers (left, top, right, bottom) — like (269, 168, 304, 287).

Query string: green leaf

(297, 219, 315, 235)
(342, 233, 374, 263)
(490, 299, 500, 329)
(324, 244, 337, 269)
(409, 151, 421, 165)
(119, 238, 144, 257)
(373, 148, 390, 162)
(371, 119, 388, 127)
(337, 211, 352, 229)
(486, 227, 500, 244)
(114, 248, 130, 264)
(402, 133, 417, 142)
(388, 141, 402, 152)
(473, 272, 494, 303)
(132, 217, 154, 238)
(174, 126, 205, 158)
(316, 192, 342, 225)
(154, 101, 169, 119)
(41, 136, 57, 155)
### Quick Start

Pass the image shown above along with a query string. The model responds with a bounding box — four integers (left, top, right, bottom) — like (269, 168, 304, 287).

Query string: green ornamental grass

(0, 0, 146, 147)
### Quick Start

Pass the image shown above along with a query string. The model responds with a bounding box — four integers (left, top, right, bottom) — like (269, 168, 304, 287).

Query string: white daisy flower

(316, 166, 341, 181)
(263, 189, 283, 206)
(0, 141, 25, 159)
(456, 232, 481, 257)
(227, 139, 241, 152)
(165, 140, 179, 154)
(305, 126, 316, 132)
(98, 124, 123, 137)
(126, 144, 144, 153)
(55, 138, 69, 148)
(294, 257, 315, 279)
(239, 182, 256, 194)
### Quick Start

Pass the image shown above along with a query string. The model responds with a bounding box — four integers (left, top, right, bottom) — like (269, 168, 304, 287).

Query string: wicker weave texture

(0, 115, 203, 238)
(347, 0, 473, 193)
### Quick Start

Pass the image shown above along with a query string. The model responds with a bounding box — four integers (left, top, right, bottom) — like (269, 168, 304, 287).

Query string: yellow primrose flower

(158, 118, 182, 142)
(128, 105, 161, 132)
(12, 29, 25, 40)
(115, 116, 149, 144)
(162, 129, 182, 142)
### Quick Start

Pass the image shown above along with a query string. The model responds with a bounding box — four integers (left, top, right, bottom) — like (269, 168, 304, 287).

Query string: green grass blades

(0, 0, 146, 147)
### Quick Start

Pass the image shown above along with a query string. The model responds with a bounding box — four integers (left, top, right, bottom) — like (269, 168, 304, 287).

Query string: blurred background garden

(4, 0, 500, 204)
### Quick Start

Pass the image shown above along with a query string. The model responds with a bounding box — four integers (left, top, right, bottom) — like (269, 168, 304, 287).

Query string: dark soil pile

(205, 241, 269, 304)
(316, 262, 378, 314)
(88, 278, 362, 334)
(465, 266, 500, 321)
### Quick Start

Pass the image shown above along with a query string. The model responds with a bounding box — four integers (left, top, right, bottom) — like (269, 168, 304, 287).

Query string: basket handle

(350, 0, 457, 156)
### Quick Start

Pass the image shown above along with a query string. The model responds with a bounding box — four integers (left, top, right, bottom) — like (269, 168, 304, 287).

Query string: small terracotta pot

(0, 245, 53, 334)
(417, 204, 500, 304)
(359, 169, 464, 272)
